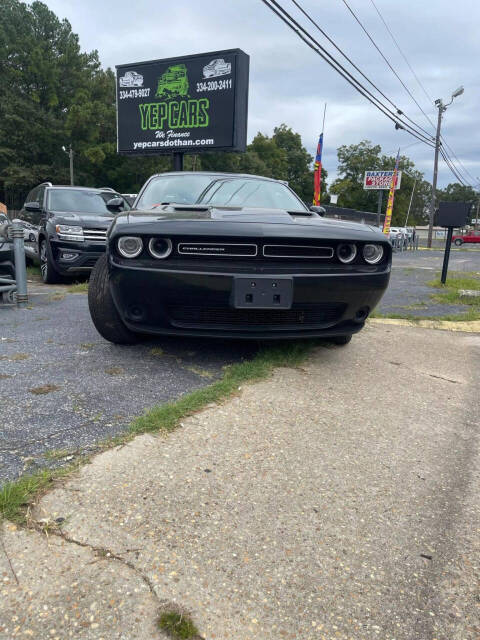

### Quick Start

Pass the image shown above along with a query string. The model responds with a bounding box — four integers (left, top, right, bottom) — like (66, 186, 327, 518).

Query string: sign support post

(173, 152, 184, 171)
(440, 227, 453, 284)
(376, 190, 383, 228)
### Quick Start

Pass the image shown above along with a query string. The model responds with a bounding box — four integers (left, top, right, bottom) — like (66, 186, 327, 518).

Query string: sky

(43, 0, 480, 190)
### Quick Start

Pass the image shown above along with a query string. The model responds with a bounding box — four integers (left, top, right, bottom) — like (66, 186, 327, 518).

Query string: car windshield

(48, 190, 130, 215)
(136, 175, 308, 212)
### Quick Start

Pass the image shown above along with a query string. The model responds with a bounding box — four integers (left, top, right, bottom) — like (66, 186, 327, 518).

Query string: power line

(440, 136, 478, 185)
(369, 0, 433, 106)
(440, 147, 468, 186)
(260, 0, 435, 148)
(288, 0, 434, 144)
(340, 0, 437, 134)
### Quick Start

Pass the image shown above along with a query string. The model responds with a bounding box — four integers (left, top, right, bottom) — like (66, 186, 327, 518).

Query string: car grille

(169, 304, 346, 329)
(83, 228, 108, 242)
(172, 239, 338, 261)
(177, 242, 257, 256)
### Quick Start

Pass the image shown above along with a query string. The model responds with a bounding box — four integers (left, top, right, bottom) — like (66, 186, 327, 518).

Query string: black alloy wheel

(39, 238, 63, 284)
(88, 253, 139, 344)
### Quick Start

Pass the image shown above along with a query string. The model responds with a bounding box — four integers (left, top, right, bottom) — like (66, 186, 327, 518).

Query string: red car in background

(452, 231, 480, 246)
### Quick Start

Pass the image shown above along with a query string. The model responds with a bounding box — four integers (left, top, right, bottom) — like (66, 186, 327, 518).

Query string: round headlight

(363, 243, 384, 264)
(117, 236, 143, 258)
(336, 243, 357, 264)
(148, 237, 172, 259)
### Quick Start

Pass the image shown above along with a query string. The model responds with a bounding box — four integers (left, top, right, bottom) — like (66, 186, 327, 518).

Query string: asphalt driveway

(0, 283, 256, 485)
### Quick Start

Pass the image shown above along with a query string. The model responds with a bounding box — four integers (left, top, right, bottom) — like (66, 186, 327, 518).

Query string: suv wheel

(88, 254, 139, 344)
(39, 239, 63, 284)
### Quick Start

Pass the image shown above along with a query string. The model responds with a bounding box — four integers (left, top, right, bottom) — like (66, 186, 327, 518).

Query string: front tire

(39, 238, 63, 284)
(332, 335, 352, 346)
(88, 253, 139, 344)
(454, 238, 463, 246)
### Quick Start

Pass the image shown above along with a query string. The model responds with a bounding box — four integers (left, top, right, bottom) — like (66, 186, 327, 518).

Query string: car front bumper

(49, 239, 106, 275)
(109, 258, 391, 339)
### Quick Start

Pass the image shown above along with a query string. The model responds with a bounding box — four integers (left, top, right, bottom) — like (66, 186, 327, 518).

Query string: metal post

(428, 104, 443, 248)
(69, 145, 74, 186)
(441, 227, 453, 284)
(173, 152, 184, 171)
(376, 189, 383, 228)
(10, 223, 28, 307)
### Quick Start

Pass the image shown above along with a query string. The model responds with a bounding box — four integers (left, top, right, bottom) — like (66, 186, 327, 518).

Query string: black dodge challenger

(88, 172, 391, 344)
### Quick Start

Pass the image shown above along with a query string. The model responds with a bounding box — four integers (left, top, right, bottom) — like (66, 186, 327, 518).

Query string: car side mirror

(25, 201, 40, 212)
(309, 205, 326, 217)
(106, 197, 123, 209)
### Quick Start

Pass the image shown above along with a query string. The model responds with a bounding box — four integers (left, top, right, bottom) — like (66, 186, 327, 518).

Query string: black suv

(20, 183, 130, 283)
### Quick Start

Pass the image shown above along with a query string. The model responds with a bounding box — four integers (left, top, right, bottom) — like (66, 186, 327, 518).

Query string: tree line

(1, 0, 476, 225)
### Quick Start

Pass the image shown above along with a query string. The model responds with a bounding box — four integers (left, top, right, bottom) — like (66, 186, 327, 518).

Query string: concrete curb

(369, 317, 480, 333)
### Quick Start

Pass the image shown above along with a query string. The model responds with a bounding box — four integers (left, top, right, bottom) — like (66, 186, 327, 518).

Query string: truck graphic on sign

(155, 64, 189, 99)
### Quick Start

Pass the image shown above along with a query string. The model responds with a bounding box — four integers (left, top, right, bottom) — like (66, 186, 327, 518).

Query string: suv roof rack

(40, 181, 53, 187)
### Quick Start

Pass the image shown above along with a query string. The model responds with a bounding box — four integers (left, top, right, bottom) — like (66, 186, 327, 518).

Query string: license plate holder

(233, 276, 293, 309)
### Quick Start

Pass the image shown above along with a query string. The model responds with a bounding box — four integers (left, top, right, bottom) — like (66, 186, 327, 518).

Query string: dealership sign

(116, 49, 249, 155)
(364, 170, 402, 190)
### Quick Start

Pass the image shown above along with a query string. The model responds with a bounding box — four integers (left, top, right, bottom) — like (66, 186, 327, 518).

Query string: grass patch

(427, 272, 480, 319)
(157, 611, 199, 639)
(0, 352, 30, 361)
(26, 265, 41, 277)
(68, 281, 88, 293)
(130, 341, 313, 436)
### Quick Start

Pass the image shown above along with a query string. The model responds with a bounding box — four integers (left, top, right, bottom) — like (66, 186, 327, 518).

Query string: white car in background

(203, 59, 231, 78)
(389, 227, 407, 247)
(11, 219, 39, 243)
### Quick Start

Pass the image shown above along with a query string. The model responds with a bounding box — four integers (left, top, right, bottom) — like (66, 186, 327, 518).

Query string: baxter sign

(364, 170, 402, 190)
(116, 49, 249, 155)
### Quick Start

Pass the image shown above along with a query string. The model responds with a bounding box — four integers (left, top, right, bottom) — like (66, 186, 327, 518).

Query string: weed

(105, 367, 124, 375)
(29, 384, 60, 395)
(150, 347, 164, 357)
(157, 611, 199, 639)
(0, 353, 30, 362)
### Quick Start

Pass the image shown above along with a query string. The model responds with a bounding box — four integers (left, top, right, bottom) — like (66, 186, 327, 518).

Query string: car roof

(45, 185, 120, 194)
(145, 171, 285, 184)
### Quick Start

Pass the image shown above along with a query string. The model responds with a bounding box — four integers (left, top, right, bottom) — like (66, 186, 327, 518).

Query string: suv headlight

(117, 236, 143, 258)
(362, 244, 384, 264)
(56, 225, 84, 241)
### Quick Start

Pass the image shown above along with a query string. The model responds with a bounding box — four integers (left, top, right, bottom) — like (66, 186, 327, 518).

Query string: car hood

(121, 206, 382, 235)
(52, 212, 114, 228)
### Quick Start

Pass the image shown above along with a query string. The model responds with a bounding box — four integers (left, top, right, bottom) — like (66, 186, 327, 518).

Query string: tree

(329, 140, 431, 225)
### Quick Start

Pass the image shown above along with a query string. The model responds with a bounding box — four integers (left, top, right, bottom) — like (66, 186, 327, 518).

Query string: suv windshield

(48, 189, 130, 215)
(136, 175, 308, 212)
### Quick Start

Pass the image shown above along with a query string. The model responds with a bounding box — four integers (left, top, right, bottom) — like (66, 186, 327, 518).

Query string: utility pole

(62, 145, 74, 185)
(427, 86, 464, 248)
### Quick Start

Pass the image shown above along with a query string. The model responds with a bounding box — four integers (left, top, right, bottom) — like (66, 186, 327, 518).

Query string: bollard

(10, 223, 28, 307)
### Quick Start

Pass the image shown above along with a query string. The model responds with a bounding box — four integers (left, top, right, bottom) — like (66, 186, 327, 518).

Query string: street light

(427, 86, 464, 248)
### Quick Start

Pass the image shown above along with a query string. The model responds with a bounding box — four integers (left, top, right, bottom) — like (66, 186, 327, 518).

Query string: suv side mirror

(25, 201, 40, 212)
(106, 197, 123, 209)
(309, 205, 326, 217)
